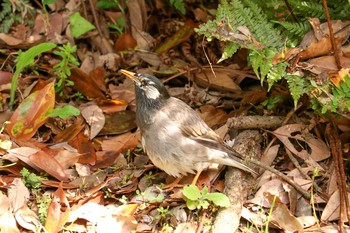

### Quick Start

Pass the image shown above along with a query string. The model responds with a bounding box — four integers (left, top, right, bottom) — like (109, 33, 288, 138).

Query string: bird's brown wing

(163, 98, 219, 137)
(163, 97, 256, 175)
(163, 98, 242, 155)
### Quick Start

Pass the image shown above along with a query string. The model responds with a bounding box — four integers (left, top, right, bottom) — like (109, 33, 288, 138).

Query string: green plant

(52, 42, 80, 94)
(108, 17, 125, 35)
(264, 195, 276, 233)
(182, 185, 230, 210)
(20, 168, 47, 189)
(97, 0, 125, 34)
(169, 0, 186, 14)
(308, 73, 350, 115)
(10, 43, 57, 109)
(97, 0, 122, 10)
(50, 105, 80, 119)
(69, 12, 96, 38)
(36, 194, 52, 224)
(310, 167, 320, 228)
(154, 206, 173, 220)
(195, 0, 350, 112)
(0, 0, 35, 33)
(262, 96, 283, 111)
(136, 189, 165, 203)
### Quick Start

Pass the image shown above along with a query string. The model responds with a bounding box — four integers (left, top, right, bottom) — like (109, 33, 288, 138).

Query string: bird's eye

(140, 79, 149, 87)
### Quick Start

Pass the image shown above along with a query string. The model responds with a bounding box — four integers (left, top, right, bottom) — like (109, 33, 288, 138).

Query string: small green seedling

(154, 206, 173, 220)
(20, 168, 47, 189)
(182, 185, 230, 210)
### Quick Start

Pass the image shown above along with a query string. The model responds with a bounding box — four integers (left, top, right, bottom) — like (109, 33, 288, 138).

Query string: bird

(120, 69, 257, 183)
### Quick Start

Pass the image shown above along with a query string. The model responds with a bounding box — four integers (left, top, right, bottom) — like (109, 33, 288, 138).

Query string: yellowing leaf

(6, 82, 55, 140)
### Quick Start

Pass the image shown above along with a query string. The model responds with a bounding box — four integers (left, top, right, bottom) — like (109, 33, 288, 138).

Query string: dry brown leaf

(89, 68, 108, 92)
(0, 191, 20, 233)
(273, 124, 330, 161)
(95, 99, 128, 114)
(136, 50, 162, 67)
(5, 147, 41, 170)
(127, 0, 148, 50)
(54, 149, 81, 169)
(297, 216, 317, 229)
(7, 178, 30, 212)
(102, 131, 140, 153)
(53, 117, 85, 143)
(30, 150, 70, 181)
(0, 33, 45, 49)
(248, 179, 289, 207)
(299, 37, 344, 60)
(109, 77, 136, 110)
(260, 144, 279, 171)
(114, 33, 137, 52)
(321, 189, 350, 222)
(194, 68, 241, 92)
(45, 185, 71, 233)
(6, 82, 55, 140)
(307, 55, 350, 73)
(67, 202, 138, 232)
(197, 105, 228, 128)
(69, 132, 96, 165)
(96, 53, 121, 71)
(264, 193, 304, 232)
(80, 102, 105, 140)
(68, 68, 106, 99)
(15, 205, 42, 232)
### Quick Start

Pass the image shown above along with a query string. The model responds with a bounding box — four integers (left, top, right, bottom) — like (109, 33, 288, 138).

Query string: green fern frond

(274, 20, 311, 37)
(285, 74, 311, 106)
(289, 0, 324, 19)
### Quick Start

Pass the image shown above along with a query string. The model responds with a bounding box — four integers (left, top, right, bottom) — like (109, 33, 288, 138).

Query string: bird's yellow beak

(120, 69, 140, 84)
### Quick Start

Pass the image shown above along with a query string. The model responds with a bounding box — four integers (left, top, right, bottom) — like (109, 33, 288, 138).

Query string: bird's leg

(164, 177, 183, 190)
(191, 168, 203, 185)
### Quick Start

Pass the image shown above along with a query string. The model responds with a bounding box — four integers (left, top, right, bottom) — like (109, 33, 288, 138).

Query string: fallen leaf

(102, 131, 140, 152)
(53, 117, 85, 143)
(69, 132, 96, 165)
(273, 124, 330, 161)
(15, 205, 42, 232)
(68, 68, 106, 99)
(6, 82, 55, 140)
(114, 33, 137, 52)
(156, 20, 197, 54)
(45, 184, 71, 233)
(264, 192, 304, 232)
(80, 102, 105, 140)
(30, 150, 70, 181)
(0, 191, 20, 233)
(95, 99, 128, 114)
(100, 110, 136, 135)
(7, 178, 30, 212)
(321, 189, 350, 222)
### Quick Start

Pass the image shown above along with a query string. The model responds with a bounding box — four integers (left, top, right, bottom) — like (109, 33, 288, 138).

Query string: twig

(248, 158, 311, 200)
(326, 122, 349, 233)
(285, 148, 323, 194)
(322, 0, 341, 70)
(196, 210, 207, 233)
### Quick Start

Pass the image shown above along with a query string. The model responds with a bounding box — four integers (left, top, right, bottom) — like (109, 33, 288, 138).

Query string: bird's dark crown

(134, 73, 170, 99)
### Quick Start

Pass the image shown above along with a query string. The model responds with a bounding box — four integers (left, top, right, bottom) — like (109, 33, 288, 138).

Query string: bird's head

(120, 69, 170, 109)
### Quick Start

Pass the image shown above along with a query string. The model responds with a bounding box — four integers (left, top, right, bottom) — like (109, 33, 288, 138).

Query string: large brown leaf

(6, 82, 55, 140)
